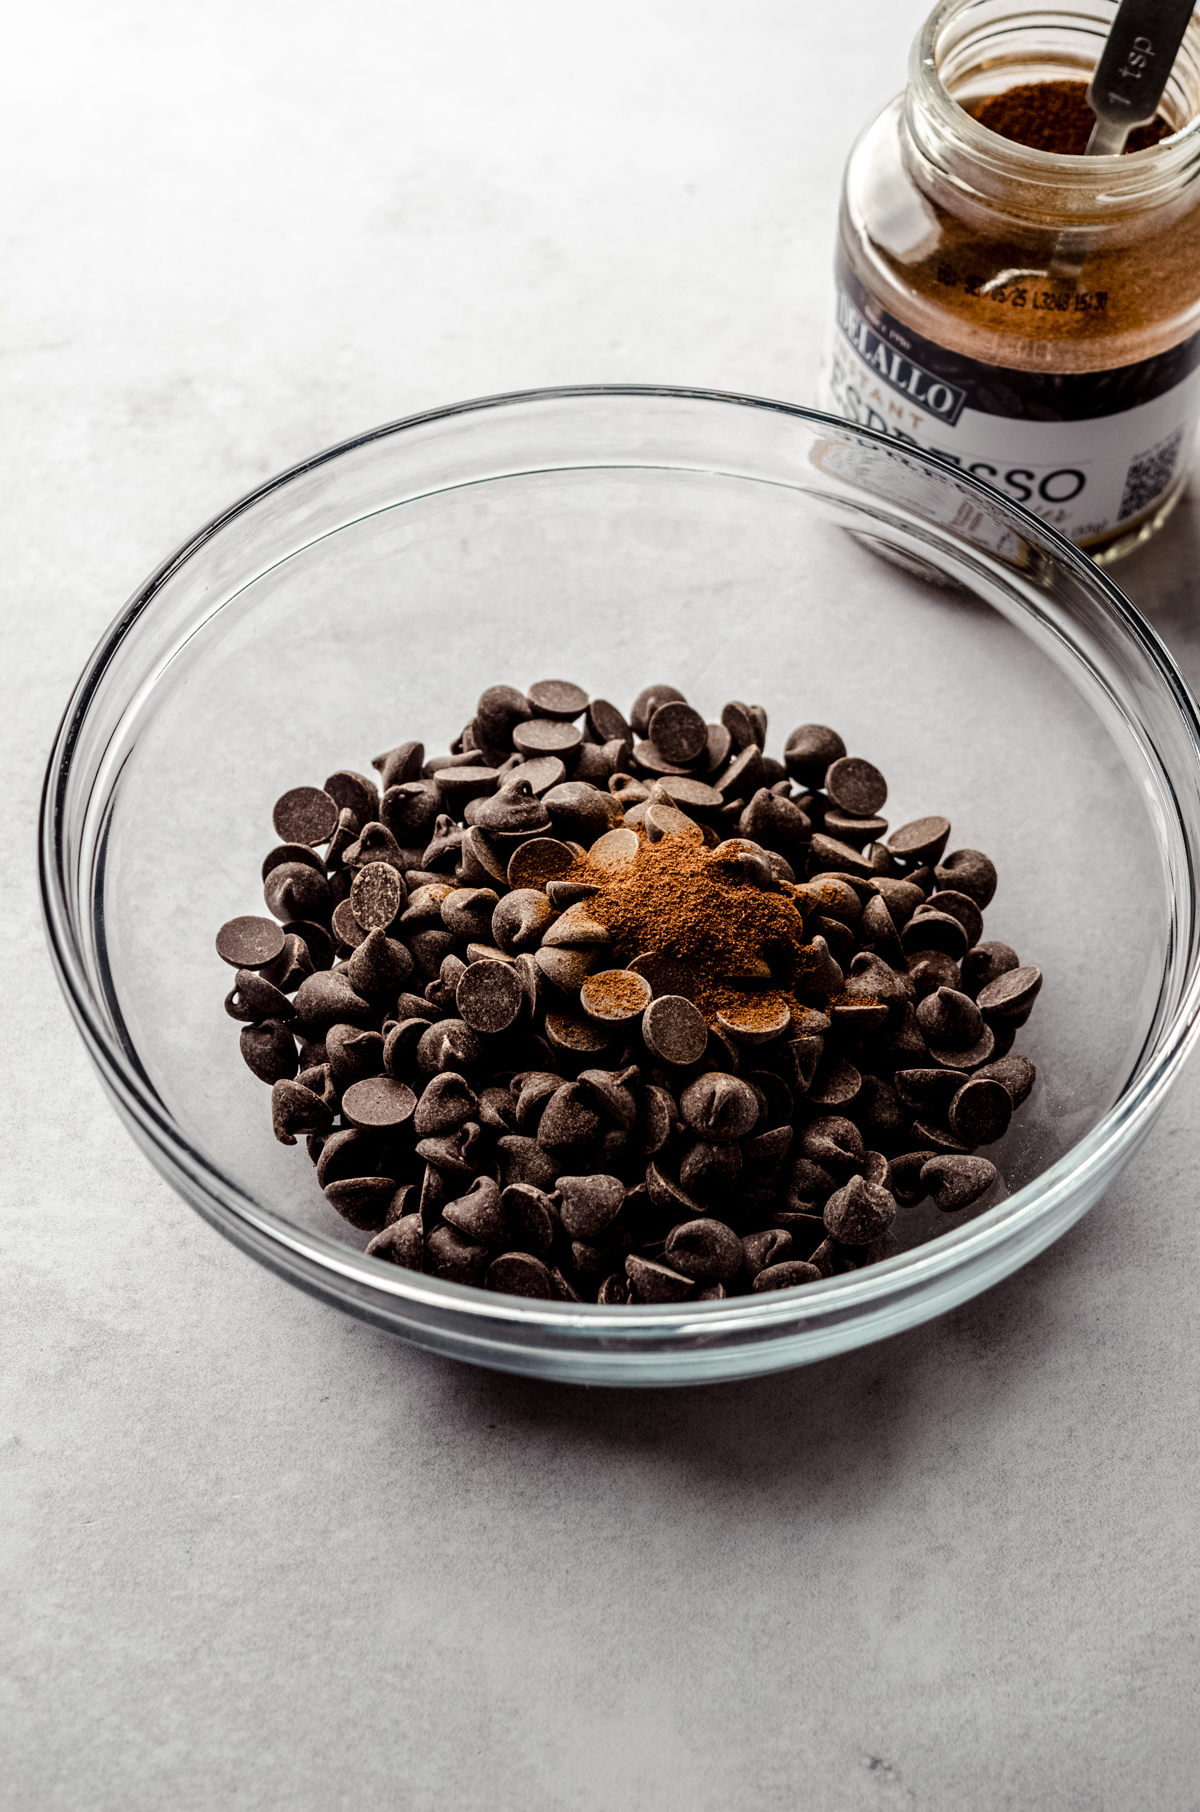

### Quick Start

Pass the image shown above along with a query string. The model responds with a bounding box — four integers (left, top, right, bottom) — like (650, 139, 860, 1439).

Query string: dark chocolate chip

(340, 1076, 417, 1129)
(366, 1215, 424, 1269)
(630, 684, 687, 737)
(975, 1052, 1036, 1107)
(456, 960, 525, 1035)
(372, 741, 424, 789)
(323, 770, 379, 825)
(824, 756, 887, 817)
(324, 1177, 395, 1230)
(272, 786, 338, 847)
(444, 1176, 506, 1245)
(783, 724, 845, 787)
(642, 995, 708, 1066)
(679, 1072, 760, 1142)
(350, 861, 405, 932)
(948, 1078, 1012, 1146)
(977, 966, 1043, 1021)
(239, 1019, 298, 1084)
(916, 987, 984, 1051)
(887, 816, 951, 864)
(512, 719, 584, 758)
(824, 1174, 896, 1243)
(649, 700, 708, 765)
(625, 1255, 693, 1303)
(934, 849, 997, 908)
(752, 1260, 822, 1291)
(920, 1154, 998, 1213)
(557, 1173, 625, 1239)
(665, 1218, 743, 1281)
(526, 679, 589, 721)
(425, 1225, 489, 1286)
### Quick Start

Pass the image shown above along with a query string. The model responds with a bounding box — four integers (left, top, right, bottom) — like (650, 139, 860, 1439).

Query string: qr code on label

(1119, 428, 1185, 522)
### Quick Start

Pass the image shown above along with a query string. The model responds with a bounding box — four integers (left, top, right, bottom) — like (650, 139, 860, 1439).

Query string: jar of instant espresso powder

(823, 0, 1200, 559)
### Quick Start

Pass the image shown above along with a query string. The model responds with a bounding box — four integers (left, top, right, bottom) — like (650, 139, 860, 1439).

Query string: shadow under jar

(823, 0, 1200, 562)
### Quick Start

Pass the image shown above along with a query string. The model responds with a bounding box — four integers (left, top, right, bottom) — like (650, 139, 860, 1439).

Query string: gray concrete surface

(3, 3, 1199, 1807)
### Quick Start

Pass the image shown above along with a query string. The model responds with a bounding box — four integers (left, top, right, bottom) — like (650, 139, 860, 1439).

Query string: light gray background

(4, 3, 1199, 1808)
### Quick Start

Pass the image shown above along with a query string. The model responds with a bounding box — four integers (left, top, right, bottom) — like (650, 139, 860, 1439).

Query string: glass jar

(822, 0, 1200, 560)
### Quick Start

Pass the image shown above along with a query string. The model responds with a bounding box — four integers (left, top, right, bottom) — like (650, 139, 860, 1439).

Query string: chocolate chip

(977, 966, 1043, 1021)
(340, 1076, 417, 1129)
(888, 816, 951, 865)
(648, 700, 707, 765)
(506, 837, 576, 889)
(344, 928, 414, 1001)
(456, 960, 525, 1035)
(444, 1176, 506, 1244)
(822, 810, 886, 847)
(413, 1071, 479, 1137)
(678, 1072, 760, 1142)
(324, 1177, 395, 1230)
(625, 1255, 693, 1303)
(323, 770, 379, 825)
(824, 1174, 896, 1242)
(894, 1067, 967, 1114)
(476, 686, 533, 747)
(262, 842, 327, 883)
(372, 741, 424, 789)
(239, 1020, 298, 1084)
(272, 785, 339, 847)
(907, 950, 961, 998)
(948, 1078, 1012, 1146)
(416, 1019, 481, 1077)
(922, 889, 984, 950)
(799, 1115, 865, 1173)
(630, 684, 687, 738)
(916, 987, 983, 1051)
(920, 1154, 998, 1213)
(934, 848, 997, 908)
(326, 1025, 384, 1090)
(975, 1053, 1036, 1107)
(270, 1077, 333, 1144)
(557, 1173, 625, 1238)
(526, 679, 588, 721)
(960, 941, 1019, 998)
(496, 1183, 555, 1254)
(824, 756, 887, 817)
(541, 901, 612, 948)
(292, 969, 375, 1035)
(425, 1225, 489, 1285)
(492, 889, 555, 955)
(441, 887, 501, 943)
(349, 861, 404, 932)
(511, 719, 584, 759)
(782, 725, 845, 787)
(586, 698, 633, 744)
(541, 781, 622, 846)
(752, 1260, 822, 1291)
(366, 1215, 424, 1268)
(482, 1251, 553, 1297)
(578, 968, 652, 1025)
(224, 968, 295, 1024)
(901, 908, 969, 962)
(665, 1218, 743, 1281)
(642, 994, 708, 1066)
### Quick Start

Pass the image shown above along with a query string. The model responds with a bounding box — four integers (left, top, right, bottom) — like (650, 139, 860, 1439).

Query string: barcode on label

(1119, 428, 1185, 522)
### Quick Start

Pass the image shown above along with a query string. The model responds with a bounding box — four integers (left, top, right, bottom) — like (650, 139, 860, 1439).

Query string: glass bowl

(40, 386, 1200, 1385)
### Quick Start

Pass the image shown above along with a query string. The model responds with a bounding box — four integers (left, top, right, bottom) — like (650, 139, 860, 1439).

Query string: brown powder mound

(571, 835, 827, 1026)
(971, 80, 1170, 156)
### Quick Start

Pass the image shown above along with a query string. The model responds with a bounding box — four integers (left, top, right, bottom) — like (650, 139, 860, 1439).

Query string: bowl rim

(38, 381, 1200, 1338)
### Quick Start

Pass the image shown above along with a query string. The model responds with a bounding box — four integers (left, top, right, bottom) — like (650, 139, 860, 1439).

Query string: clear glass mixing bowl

(39, 387, 1200, 1385)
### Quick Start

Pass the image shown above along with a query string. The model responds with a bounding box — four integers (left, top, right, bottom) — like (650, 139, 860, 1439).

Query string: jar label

(822, 257, 1200, 545)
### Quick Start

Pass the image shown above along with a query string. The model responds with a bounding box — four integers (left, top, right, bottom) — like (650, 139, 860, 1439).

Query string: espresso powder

(972, 80, 1169, 155)
(572, 835, 825, 1025)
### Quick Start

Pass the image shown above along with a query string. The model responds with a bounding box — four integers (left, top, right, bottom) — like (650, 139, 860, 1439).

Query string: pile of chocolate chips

(215, 680, 1042, 1304)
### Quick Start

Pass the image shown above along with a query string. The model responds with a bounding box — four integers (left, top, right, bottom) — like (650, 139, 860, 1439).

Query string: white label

(822, 279, 1200, 546)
